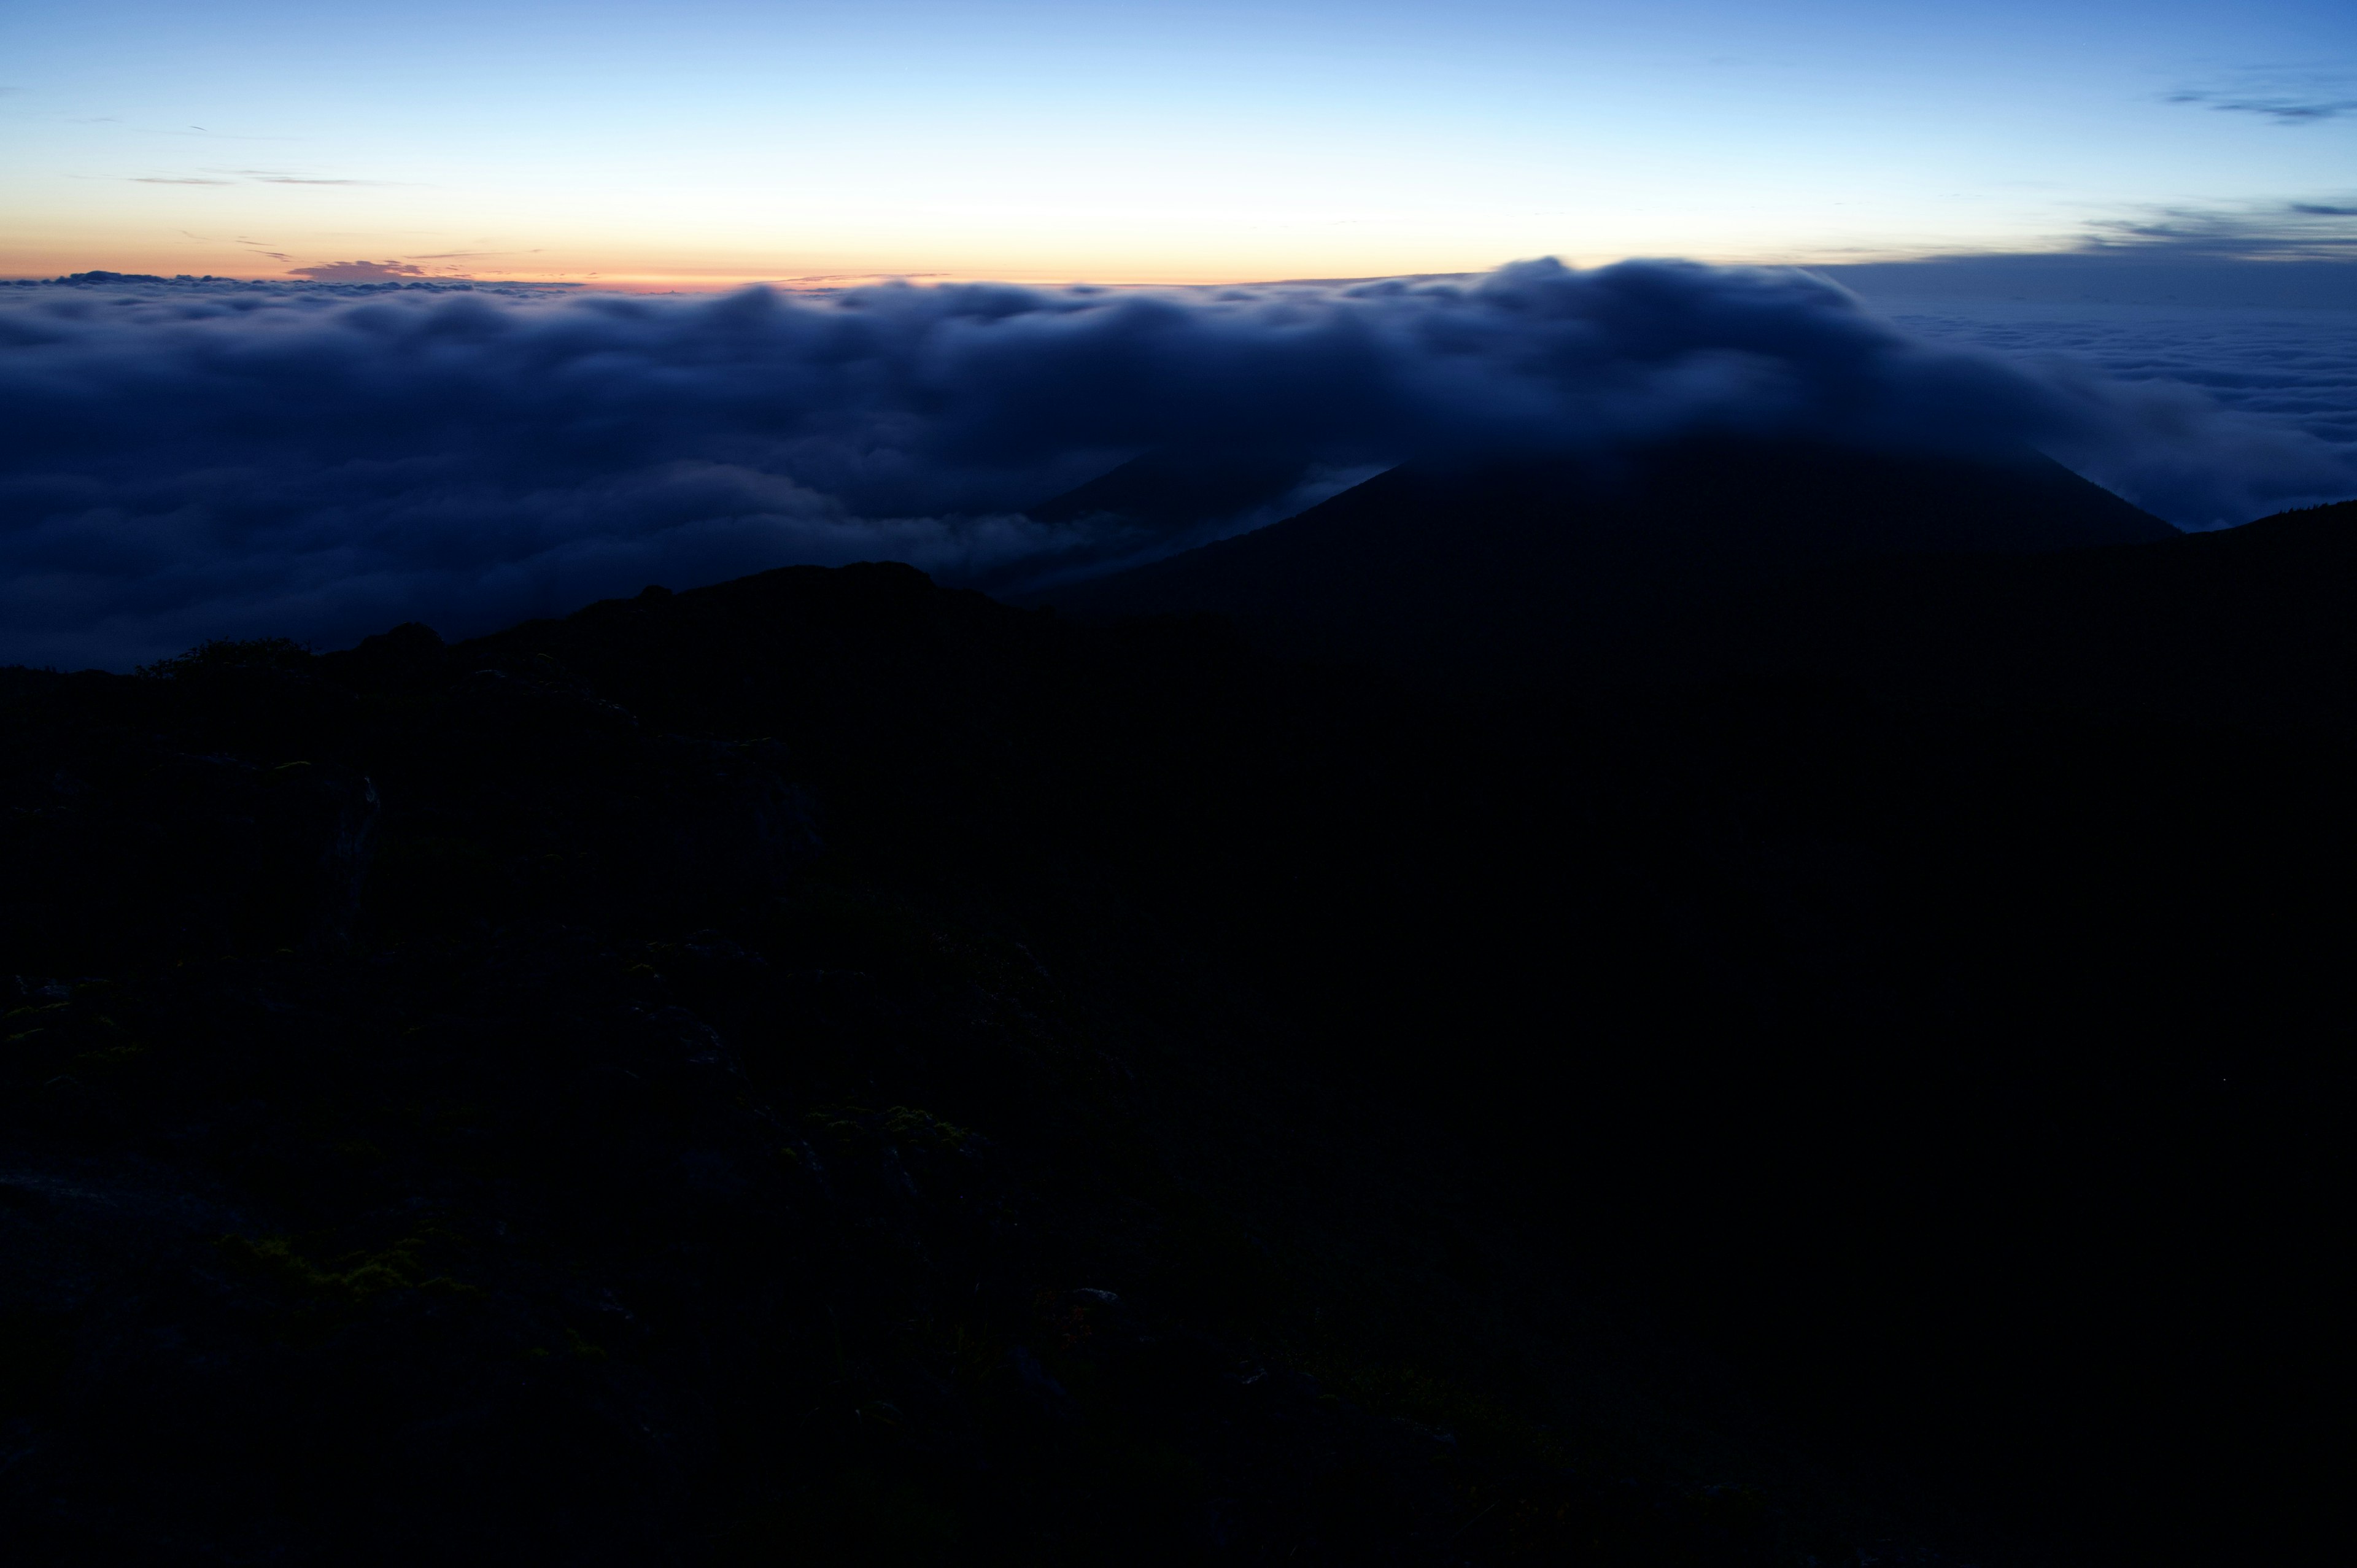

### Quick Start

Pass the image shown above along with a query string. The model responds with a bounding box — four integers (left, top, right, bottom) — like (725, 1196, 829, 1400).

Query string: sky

(4, 0, 2354, 286)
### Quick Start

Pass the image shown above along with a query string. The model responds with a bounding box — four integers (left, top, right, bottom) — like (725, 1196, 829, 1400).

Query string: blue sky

(4, 0, 2353, 284)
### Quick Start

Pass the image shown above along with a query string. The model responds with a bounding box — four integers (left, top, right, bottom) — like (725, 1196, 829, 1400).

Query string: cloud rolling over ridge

(3, 260, 2351, 670)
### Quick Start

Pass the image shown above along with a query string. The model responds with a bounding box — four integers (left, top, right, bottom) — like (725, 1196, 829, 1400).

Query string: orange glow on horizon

(0, 247, 1995, 294)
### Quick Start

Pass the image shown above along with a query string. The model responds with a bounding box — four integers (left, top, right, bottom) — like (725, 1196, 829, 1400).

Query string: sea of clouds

(4, 258, 2353, 670)
(1890, 301, 2357, 449)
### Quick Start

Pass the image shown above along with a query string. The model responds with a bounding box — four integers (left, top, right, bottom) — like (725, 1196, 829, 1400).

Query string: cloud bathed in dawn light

(287, 260, 435, 281)
(4, 260, 2351, 671)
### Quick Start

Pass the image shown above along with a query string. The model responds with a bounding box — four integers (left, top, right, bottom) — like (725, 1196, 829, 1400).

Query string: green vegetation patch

(805, 1103, 977, 1155)
(216, 1224, 477, 1308)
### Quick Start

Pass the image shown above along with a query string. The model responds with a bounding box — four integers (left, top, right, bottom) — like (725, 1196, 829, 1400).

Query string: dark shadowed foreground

(3, 499, 2351, 1565)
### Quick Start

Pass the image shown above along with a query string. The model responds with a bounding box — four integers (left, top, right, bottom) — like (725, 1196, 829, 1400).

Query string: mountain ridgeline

(2, 441, 2346, 1567)
(1027, 434, 2177, 680)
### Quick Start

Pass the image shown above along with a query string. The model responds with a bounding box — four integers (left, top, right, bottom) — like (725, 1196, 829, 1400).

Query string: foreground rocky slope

(3, 541, 2347, 1564)
(0, 570, 1879, 1566)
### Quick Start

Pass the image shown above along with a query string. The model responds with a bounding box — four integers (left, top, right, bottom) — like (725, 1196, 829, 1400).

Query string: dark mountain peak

(945, 445, 1333, 599)
(1024, 445, 1314, 531)
(1037, 434, 2173, 682)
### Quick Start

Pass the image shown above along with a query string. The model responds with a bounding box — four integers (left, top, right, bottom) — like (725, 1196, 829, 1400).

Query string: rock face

(2, 528, 2348, 1566)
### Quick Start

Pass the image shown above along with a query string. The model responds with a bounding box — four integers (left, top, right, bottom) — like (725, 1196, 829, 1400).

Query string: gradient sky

(4, 0, 2353, 286)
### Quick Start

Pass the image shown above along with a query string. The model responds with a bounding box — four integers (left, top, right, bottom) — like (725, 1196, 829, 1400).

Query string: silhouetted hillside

(3, 484, 2346, 1567)
(952, 447, 1325, 597)
(1037, 436, 2174, 681)
(1025, 447, 1311, 533)
(1682, 496, 2357, 730)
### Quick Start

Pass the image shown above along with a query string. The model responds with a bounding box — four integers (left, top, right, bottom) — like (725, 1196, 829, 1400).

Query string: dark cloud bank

(4, 258, 2354, 669)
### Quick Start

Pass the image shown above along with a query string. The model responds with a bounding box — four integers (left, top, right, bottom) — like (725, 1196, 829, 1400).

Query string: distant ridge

(955, 445, 1329, 596)
(1687, 495, 2357, 730)
(1024, 447, 1311, 533)
(1034, 435, 2175, 682)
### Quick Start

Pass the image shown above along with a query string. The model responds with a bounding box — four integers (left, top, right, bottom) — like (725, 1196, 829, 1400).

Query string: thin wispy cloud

(777, 272, 951, 284)
(142, 125, 297, 141)
(2167, 91, 2357, 123)
(126, 168, 390, 188)
(1810, 195, 2357, 313)
(230, 169, 391, 186)
(2165, 69, 2357, 125)
(285, 259, 433, 280)
(2082, 196, 2357, 259)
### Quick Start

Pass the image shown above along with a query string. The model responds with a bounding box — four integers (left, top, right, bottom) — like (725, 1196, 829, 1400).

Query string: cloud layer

(1892, 303, 2357, 449)
(4, 261, 2353, 669)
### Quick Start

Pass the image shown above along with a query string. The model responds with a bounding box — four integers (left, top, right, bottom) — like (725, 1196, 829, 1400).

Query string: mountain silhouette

(960, 445, 1325, 597)
(1684, 495, 2357, 730)
(1025, 446, 1313, 533)
(1035, 435, 2175, 681)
